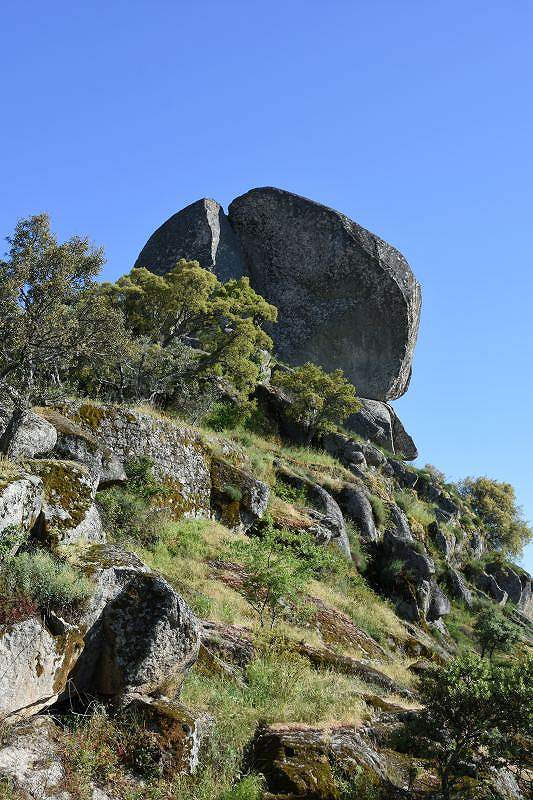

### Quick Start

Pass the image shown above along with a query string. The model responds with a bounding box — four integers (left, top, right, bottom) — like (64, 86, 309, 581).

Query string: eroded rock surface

(228, 187, 421, 401)
(134, 198, 246, 282)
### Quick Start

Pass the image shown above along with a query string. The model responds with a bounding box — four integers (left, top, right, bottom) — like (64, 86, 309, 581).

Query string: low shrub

(369, 494, 388, 528)
(0, 550, 93, 614)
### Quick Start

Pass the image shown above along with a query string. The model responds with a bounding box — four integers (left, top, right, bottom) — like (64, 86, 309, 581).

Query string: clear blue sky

(1, 1, 532, 570)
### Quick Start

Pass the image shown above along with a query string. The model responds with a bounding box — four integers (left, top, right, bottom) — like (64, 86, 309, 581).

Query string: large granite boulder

(0, 408, 57, 459)
(134, 198, 246, 282)
(0, 472, 42, 550)
(71, 544, 200, 699)
(228, 187, 421, 401)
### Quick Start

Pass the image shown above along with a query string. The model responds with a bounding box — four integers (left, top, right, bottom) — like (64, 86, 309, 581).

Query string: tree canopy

(0, 214, 126, 451)
(95, 261, 277, 403)
(272, 362, 360, 443)
(459, 476, 532, 556)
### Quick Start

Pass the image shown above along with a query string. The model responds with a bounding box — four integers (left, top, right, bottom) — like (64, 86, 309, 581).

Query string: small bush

(223, 484, 243, 503)
(273, 478, 308, 506)
(344, 519, 368, 573)
(395, 490, 435, 529)
(369, 494, 388, 528)
(202, 401, 255, 432)
(0, 550, 93, 614)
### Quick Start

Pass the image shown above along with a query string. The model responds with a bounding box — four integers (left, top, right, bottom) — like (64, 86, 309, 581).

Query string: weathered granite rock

(0, 473, 42, 549)
(134, 198, 246, 282)
(322, 431, 385, 468)
(429, 521, 456, 561)
(72, 544, 200, 699)
(38, 407, 126, 486)
(248, 723, 392, 799)
(210, 456, 269, 531)
(427, 583, 451, 621)
(23, 459, 104, 547)
(386, 458, 418, 489)
(336, 483, 377, 542)
(485, 563, 524, 605)
(274, 465, 351, 557)
(388, 504, 413, 541)
(0, 616, 84, 720)
(53, 402, 213, 518)
(346, 398, 418, 460)
(473, 570, 508, 604)
(447, 567, 473, 607)
(122, 694, 212, 775)
(0, 716, 111, 799)
(228, 187, 421, 401)
(0, 408, 57, 459)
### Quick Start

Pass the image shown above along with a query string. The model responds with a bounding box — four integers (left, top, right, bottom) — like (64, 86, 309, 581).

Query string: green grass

(395, 490, 436, 530)
(369, 494, 389, 528)
(0, 549, 93, 616)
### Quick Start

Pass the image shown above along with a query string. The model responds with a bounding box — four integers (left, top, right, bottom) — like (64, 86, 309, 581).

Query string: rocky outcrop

(447, 567, 473, 607)
(0, 616, 83, 720)
(347, 398, 418, 460)
(274, 465, 351, 557)
(210, 456, 269, 531)
(0, 408, 57, 459)
(23, 458, 104, 547)
(228, 187, 421, 401)
(71, 544, 200, 699)
(247, 723, 396, 799)
(0, 716, 104, 800)
(122, 694, 212, 775)
(322, 431, 386, 469)
(38, 406, 126, 486)
(134, 198, 246, 282)
(336, 483, 377, 542)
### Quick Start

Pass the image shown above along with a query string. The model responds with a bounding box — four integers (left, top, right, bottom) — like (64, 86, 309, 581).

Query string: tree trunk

(0, 406, 27, 455)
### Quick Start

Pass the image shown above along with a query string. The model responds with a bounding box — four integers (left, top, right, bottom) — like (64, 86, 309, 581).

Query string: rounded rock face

(228, 187, 421, 400)
(134, 198, 246, 282)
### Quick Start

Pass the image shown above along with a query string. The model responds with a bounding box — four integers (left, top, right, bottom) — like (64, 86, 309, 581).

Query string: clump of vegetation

(395, 490, 435, 529)
(402, 653, 533, 800)
(459, 476, 532, 556)
(0, 213, 126, 453)
(225, 525, 342, 628)
(473, 605, 520, 659)
(369, 494, 388, 528)
(271, 363, 360, 443)
(0, 550, 93, 617)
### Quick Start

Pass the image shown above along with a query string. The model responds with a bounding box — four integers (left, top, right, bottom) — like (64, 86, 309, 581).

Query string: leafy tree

(99, 261, 277, 401)
(473, 606, 519, 659)
(405, 653, 533, 800)
(459, 476, 532, 556)
(0, 214, 127, 452)
(272, 363, 360, 443)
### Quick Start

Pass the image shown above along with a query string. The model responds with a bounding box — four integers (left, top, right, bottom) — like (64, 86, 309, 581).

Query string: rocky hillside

(0, 197, 530, 800)
(0, 397, 531, 800)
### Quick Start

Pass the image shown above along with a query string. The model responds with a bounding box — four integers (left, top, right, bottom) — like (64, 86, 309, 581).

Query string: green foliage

(404, 653, 533, 799)
(225, 525, 337, 627)
(473, 606, 520, 659)
(272, 363, 360, 442)
(0, 524, 27, 561)
(272, 477, 308, 506)
(0, 214, 126, 451)
(395, 490, 435, 529)
(459, 476, 532, 556)
(98, 260, 277, 402)
(219, 773, 264, 800)
(369, 494, 388, 528)
(344, 519, 368, 573)
(201, 400, 256, 432)
(0, 550, 93, 613)
(223, 484, 243, 503)
(124, 456, 170, 499)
